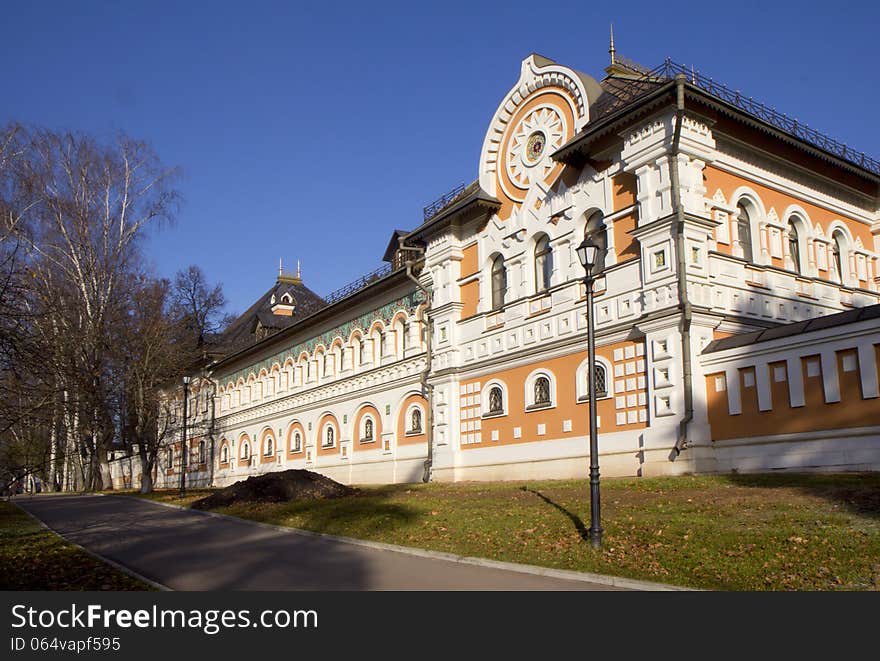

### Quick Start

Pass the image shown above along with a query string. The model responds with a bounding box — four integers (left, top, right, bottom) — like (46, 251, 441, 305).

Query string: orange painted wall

(460, 280, 479, 320)
(704, 166, 874, 254)
(613, 212, 640, 263)
(459, 340, 647, 450)
(459, 242, 480, 320)
(460, 243, 479, 277)
(705, 346, 880, 440)
(612, 172, 637, 211)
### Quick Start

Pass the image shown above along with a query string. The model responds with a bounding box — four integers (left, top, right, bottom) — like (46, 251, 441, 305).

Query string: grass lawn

(130, 473, 880, 591)
(0, 500, 152, 590)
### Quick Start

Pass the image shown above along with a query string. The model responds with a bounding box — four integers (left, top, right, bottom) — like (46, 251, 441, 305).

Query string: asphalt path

(15, 495, 625, 591)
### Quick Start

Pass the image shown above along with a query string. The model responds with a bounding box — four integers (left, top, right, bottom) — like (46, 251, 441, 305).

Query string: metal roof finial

(297, 259, 301, 279)
(609, 24, 616, 65)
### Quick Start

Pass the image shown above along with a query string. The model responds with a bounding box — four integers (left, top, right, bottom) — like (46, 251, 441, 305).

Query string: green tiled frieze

(221, 291, 424, 386)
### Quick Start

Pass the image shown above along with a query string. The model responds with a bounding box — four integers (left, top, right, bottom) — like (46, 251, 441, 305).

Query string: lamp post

(180, 375, 191, 497)
(576, 236, 603, 548)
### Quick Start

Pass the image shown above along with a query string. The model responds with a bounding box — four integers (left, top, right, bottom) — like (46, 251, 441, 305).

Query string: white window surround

(220, 445, 229, 463)
(321, 423, 337, 448)
(360, 414, 377, 443)
(289, 429, 303, 453)
(524, 369, 556, 411)
(240, 442, 250, 460)
(481, 380, 508, 418)
(405, 404, 425, 435)
(575, 357, 614, 402)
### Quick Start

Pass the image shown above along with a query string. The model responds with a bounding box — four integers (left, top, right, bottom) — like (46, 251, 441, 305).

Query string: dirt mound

(191, 469, 357, 510)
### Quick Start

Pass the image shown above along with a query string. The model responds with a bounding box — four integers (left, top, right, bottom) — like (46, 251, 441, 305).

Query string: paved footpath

(15, 495, 631, 591)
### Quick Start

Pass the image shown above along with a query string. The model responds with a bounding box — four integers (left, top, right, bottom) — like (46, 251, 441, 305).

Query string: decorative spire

(297, 259, 301, 279)
(609, 24, 616, 65)
(279, 257, 283, 276)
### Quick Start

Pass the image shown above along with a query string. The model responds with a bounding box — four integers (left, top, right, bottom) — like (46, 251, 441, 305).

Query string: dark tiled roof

(214, 280, 326, 353)
(406, 180, 499, 240)
(702, 303, 880, 354)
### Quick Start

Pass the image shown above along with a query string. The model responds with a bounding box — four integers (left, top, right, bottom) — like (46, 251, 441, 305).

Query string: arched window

(534, 377, 551, 406)
(736, 202, 754, 262)
(241, 442, 250, 460)
(410, 408, 422, 433)
(375, 332, 384, 363)
(323, 426, 335, 448)
(198, 440, 206, 464)
(265, 437, 273, 456)
(489, 386, 503, 414)
(584, 211, 607, 272)
(832, 231, 846, 283)
(491, 255, 507, 311)
(364, 418, 374, 441)
(167, 446, 174, 469)
(358, 337, 366, 366)
(292, 431, 302, 452)
(534, 235, 553, 293)
(587, 364, 608, 398)
(220, 445, 228, 463)
(788, 220, 801, 274)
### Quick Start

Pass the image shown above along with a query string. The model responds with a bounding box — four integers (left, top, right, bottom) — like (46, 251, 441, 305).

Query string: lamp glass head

(576, 237, 600, 272)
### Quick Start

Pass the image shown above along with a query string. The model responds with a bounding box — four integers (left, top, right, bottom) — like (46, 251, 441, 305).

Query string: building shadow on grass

(718, 472, 880, 520)
(519, 486, 590, 542)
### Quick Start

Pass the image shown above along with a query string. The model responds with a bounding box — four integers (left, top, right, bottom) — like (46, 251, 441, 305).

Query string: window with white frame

(322, 425, 335, 448)
(491, 255, 507, 311)
(525, 371, 555, 410)
(576, 359, 612, 402)
(831, 231, 847, 284)
(584, 211, 607, 273)
(375, 331, 384, 364)
(736, 202, 754, 262)
(265, 436, 274, 456)
(198, 440, 206, 464)
(482, 382, 507, 417)
(241, 442, 250, 460)
(534, 235, 553, 293)
(362, 416, 375, 442)
(788, 219, 802, 274)
(220, 445, 228, 464)
(406, 406, 423, 434)
(291, 430, 302, 452)
(166, 446, 174, 469)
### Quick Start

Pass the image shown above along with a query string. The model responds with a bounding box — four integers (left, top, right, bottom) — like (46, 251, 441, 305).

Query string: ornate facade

(111, 52, 880, 489)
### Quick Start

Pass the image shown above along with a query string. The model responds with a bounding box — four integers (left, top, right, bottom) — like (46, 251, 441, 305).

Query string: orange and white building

(113, 49, 880, 489)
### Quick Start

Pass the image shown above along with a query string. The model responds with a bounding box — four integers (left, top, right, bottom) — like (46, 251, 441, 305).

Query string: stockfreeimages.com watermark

(10, 603, 317, 637)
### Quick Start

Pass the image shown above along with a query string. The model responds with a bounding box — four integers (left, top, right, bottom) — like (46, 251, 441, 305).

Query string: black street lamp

(576, 235, 603, 548)
(180, 375, 191, 497)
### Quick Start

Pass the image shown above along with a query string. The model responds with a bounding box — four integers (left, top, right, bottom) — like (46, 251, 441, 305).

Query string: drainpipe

(399, 239, 434, 482)
(669, 73, 694, 457)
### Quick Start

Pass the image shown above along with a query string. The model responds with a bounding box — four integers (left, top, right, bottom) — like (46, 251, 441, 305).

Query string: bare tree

(3, 127, 181, 490)
(172, 265, 232, 348)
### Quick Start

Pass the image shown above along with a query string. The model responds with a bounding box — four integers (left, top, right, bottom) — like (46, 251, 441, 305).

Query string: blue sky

(2, 1, 878, 315)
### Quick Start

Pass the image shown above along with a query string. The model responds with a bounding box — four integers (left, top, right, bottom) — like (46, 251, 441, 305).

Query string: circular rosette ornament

(506, 106, 566, 189)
